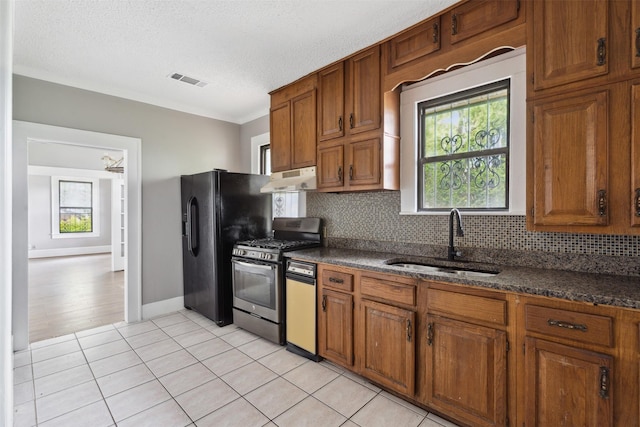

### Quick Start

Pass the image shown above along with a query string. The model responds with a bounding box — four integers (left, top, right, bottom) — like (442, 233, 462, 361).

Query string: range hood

(260, 166, 317, 193)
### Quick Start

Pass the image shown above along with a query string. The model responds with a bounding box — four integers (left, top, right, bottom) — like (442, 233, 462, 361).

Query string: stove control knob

(264, 253, 271, 260)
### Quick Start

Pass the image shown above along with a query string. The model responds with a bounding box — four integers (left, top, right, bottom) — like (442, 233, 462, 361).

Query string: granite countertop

(287, 247, 640, 310)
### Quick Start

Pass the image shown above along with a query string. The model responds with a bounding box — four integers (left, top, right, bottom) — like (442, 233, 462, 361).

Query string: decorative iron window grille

(417, 79, 510, 211)
(59, 180, 93, 233)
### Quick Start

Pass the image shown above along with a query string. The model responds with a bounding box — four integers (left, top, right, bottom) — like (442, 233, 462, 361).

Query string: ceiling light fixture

(168, 72, 208, 87)
(102, 155, 124, 173)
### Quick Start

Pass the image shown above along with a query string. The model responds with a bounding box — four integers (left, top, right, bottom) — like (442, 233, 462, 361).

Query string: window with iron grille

(418, 79, 510, 211)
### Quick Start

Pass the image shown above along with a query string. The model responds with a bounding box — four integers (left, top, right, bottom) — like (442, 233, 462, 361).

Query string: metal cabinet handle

(599, 366, 610, 399)
(349, 113, 354, 129)
(337, 166, 343, 183)
(338, 116, 343, 132)
(322, 295, 327, 312)
(636, 28, 640, 57)
(547, 319, 588, 332)
(451, 14, 458, 35)
(349, 165, 353, 181)
(328, 277, 344, 284)
(427, 323, 434, 346)
(598, 189, 607, 216)
(597, 37, 606, 66)
(635, 188, 640, 217)
(432, 22, 439, 44)
(406, 319, 412, 342)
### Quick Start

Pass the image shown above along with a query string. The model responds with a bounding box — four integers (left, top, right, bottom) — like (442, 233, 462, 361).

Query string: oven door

(231, 258, 281, 323)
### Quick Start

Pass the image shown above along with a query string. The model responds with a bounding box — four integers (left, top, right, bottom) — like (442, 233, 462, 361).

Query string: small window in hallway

(59, 180, 93, 233)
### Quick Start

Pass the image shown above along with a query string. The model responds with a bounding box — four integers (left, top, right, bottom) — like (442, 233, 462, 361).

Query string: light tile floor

(13, 309, 461, 427)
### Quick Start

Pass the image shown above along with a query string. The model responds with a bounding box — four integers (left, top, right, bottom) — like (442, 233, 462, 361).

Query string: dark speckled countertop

(287, 247, 640, 310)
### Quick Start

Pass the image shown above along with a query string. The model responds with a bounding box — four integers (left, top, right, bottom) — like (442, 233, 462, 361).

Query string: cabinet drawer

(320, 269, 354, 292)
(525, 305, 613, 348)
(361, 275, 416, 307)
(427, 288, 506, 326)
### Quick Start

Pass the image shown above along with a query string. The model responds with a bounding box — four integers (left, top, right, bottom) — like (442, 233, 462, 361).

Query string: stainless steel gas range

(231, 217, 322, 344)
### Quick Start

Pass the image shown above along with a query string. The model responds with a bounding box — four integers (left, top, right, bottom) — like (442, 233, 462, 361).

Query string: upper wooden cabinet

(317, 45, 400, 193)
(318, 46, 381, 143)
(530, 89, 609, 227)
(450, 0, 520, 45)
(389, 16, 441, 70)
(531, 0, 609, 91)
(269, 75, 317, 173)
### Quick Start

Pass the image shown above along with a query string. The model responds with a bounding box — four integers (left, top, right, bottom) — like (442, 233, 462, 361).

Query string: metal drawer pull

(322, 295, 327, 312)
(451, 14, 458, 35)
(599, 366, 609, 399)
(635, 188, 640, 217)
(597, 37, 606, 66)
(636, 28, 640, 57)
(598, 189, 607, 216)
(338, 116, 343, 132)
(406, 319, 412, 342)
(337, 166, 343, 183)
(328, 277, 344, 284)
(432, 22, 439, 44)
(427, 322, 434, 346)
(547, 319, 588, 332)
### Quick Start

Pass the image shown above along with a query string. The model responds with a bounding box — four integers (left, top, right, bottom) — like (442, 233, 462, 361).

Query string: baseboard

(28, 245, 111, 259)
(142, 296, 185, 320)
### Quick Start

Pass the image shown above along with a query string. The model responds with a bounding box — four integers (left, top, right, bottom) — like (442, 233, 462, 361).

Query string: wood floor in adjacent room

(28, 253, 124, 343)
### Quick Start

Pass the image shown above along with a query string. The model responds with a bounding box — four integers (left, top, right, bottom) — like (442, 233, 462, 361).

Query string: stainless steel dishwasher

(285, 259, 321, 361)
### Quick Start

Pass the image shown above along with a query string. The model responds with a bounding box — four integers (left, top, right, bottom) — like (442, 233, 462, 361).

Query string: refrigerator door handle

(187, 196, 199, 256)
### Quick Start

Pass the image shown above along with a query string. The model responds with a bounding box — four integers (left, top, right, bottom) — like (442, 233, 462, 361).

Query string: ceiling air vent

(168, 72, 208, 88)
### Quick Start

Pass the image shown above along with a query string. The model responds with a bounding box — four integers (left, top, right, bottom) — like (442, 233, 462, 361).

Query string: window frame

(51, 176, 100, 239)
(399, 47, 526, 216)
(260, 144, 271, 175)
(417, 79, 511, 212)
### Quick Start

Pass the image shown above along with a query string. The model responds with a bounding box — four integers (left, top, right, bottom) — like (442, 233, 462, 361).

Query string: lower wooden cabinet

(424, 314, 507, 427)
(524, 337, 613, 427)
(318, 288, 354, 368)
(361, 299, 415, 396)
(311, 261, 639, 427)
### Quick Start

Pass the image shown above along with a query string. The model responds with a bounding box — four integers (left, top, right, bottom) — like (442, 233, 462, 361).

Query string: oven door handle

(233, 260, 276, 271)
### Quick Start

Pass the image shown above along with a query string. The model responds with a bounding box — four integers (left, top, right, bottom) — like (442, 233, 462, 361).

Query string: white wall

(28, 174, 112, 254)
(1, 1, 14, 425)
(13, 75, 245, 306)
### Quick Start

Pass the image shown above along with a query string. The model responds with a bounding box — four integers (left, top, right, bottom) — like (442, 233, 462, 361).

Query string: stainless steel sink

(386, 261, 499, 278)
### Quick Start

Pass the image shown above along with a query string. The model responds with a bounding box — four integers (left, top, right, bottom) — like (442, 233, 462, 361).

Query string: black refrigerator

(181, 170, 272, 326)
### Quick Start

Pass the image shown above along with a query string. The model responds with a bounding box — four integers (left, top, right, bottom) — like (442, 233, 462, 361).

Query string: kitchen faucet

(448, 208, 464, 261)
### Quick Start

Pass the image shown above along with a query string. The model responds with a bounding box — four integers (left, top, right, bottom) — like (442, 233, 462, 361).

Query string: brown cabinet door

(361, 299, 415, 396)
(317, 144, 345, 191)
(317, 63, 345, 142)
(270, 102, 292, 172)
(632, 84, 640, 226)
(525, 337, 613, 427)
(531, 90, 609, 226)
(450, 0, 519, 45)
(532, 0, 608, 90)
(347, 137, 381, 188)
(318, 289, 353, 367)
(632, 0, 640, 70)
(291, 90, 317, 169)
(347, 46, 381, 135)
(389, 16, 441, 70)
(425, 315, 507, 427)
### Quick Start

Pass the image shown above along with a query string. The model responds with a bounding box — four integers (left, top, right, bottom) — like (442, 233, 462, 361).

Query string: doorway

(12, 121, 142, 351)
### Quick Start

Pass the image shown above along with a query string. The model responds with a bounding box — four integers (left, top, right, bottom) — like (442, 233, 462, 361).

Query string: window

(418, 80, 509, 211)
(260, 144, 271, 175)
(51, 176, 100, 238)
(399, 48, 526, 215)
(59, 180, 93, 232)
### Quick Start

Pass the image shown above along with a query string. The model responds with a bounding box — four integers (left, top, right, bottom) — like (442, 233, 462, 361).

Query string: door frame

(12, 120, 142, 350)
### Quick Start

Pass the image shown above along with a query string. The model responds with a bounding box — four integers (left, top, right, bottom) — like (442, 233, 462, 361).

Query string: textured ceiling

(13, 0, 458, 124)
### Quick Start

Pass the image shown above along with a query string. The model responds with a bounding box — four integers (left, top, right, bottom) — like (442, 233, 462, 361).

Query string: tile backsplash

(307, 191, 640, 275)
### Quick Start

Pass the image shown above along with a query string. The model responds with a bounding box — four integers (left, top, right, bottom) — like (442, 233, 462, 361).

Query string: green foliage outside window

(418, 79, 510, 210)
(59, 181, 93, 233)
